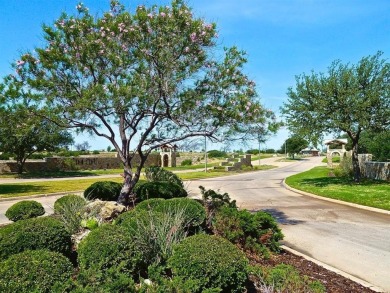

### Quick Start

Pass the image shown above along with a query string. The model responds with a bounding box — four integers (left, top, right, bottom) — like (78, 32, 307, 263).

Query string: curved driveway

(186, 157, 390, 292)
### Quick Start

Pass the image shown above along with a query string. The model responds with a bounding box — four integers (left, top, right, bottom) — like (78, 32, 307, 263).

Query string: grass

(321, 156, 341, 163)
(0, 165, 276, 199)
(0, 177, 124, 199)
(251, 154, 274, 161)
(285, 166, 390, 211)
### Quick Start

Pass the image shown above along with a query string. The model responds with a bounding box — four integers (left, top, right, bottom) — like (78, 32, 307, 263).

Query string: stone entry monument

(159, 144, 178, 167)
(324, 138, 348, 167)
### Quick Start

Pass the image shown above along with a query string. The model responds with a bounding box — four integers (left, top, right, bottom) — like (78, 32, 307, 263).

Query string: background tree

(0, 79, 73, 174)
(280, 136, 308, 159)
(15, 0, 275, 204)
(282, 52, 390, 181)
(75, 141, 91, 151)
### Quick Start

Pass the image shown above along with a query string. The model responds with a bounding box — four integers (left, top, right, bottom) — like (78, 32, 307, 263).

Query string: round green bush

(135, 181, 187, 201)
(83, 181, 122, 201)
(0, 249, 73, 293)
(54, 194, 86, 214)
(5, 200, 45, 222)
(135, 198, 205, 229)
(0, 217, 71, 260)
(145, 166, 184, 188)
(181, 159, 192, 166)
(168, 234, 249, 292)
(78, 224, 140, 277)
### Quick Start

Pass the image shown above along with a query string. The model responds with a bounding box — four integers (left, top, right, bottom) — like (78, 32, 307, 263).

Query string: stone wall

(0, 154, 161, 173)
(358, 154, 389, 181)
(221, 154, 252, 171)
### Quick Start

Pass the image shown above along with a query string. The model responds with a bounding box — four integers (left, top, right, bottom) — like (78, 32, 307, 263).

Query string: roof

(324, 139, 348, 145)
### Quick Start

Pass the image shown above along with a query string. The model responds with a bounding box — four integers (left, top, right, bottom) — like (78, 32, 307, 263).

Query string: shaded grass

(0, 177, 124, 199)
(285, 166, 390, 211)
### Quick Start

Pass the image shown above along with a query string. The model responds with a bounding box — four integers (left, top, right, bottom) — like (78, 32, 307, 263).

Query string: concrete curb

(282, 179, 390, 216)
(281, 245, 385, 292)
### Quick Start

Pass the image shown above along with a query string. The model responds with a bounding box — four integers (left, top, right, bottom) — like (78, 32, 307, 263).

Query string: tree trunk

(351, 139, 361, 182)
(117, 165, 135, 206)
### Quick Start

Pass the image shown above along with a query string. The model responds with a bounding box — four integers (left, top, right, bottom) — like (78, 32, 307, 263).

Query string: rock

(83, 200, 126, 223)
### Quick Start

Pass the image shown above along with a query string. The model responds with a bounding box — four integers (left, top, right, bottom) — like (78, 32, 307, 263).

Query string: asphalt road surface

(186, 157, 390, 292)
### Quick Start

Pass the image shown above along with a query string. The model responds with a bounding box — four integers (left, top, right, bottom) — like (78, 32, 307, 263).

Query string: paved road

(186, 157, 390, 292)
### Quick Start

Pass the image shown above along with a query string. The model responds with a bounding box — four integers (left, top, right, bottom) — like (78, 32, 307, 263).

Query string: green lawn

(285, 166, 390, 211)
(0, 165, 276, 199)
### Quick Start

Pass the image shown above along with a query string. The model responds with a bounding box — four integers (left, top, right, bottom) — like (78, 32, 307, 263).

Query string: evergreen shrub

(145, 166, 184, 188)
(213, 206, 283, 254)
(0, 249, 73, 293)
(180, 159, 192, 166)
(168, 234, 248, 293)
(78, 224, 140, 278)
(5, 200, 45, 222)
(0, 217, 71, 260)
(84, 181, 122, 201)
(135, 181, 187, 201)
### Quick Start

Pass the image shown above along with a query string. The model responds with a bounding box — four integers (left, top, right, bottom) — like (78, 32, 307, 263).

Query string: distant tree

(75, 141, 91, 151)
(15, 0, 276, 204)
(106, 145, 112, 152)
(0, 79, 73, 174)
(282, 52, 390, 180)
(280, 136, 308, 159)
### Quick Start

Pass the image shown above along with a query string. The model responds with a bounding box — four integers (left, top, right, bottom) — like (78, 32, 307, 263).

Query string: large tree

(14, 0, 275, 204)
(282, 52, 390, 181)
(280, 136, 308, 159)
(0, 79, 73, 174)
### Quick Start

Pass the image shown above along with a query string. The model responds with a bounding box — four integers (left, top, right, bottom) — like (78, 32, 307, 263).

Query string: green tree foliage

(0, 80, 73, 174)
(282, 52, 390, 180)
(280, 136, 308, 158)
(14, 0, 276, 204)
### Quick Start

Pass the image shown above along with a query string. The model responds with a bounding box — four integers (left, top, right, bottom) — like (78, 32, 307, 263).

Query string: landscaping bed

(247, 249, 376, 293)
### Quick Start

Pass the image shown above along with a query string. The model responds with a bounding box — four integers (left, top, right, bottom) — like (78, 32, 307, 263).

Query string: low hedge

(213, 206, 284, 254)
(0, 249, 73, 293)
(168, 234, 249, 292)
(0, 217, 72, 260)
(84, 181, 122, 201)
(5, 200, 45, 222)
(78, 224, 140, 278)
(135, 181, 187, 201)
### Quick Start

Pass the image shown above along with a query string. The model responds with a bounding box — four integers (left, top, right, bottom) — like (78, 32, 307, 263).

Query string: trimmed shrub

(0, 152, 12, 160)
(78, 224, 140, 278)
(0, 249, 73, 293)
(180, 159, 192, 166)
(168, 234, 249, 293)
(136, 198, 205, 229)
(84, 181, 122, 201)
(213, 206, 284, 255)
(5, 200, 45, 222)
(0, 217, 71, 260)
(135, 181, 187, 201)
(145, 166, 184, 188)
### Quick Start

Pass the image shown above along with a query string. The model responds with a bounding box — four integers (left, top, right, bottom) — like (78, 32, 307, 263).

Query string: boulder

(83, 200, 126, 223)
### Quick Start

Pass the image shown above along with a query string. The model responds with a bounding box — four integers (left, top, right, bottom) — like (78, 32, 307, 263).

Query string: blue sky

(1, 0, 389, 151)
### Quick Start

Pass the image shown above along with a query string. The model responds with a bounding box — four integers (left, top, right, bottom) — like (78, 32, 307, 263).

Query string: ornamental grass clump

(54, 194, 87, 234)
(5, 200, 45, 222)
(168, 234, 249, 293)
(0, 249, 73, 293)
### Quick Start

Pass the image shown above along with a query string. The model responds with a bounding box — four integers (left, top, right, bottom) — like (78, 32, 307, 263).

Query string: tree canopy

(282, 52, 390, 180)
(0, 78, 73, 173)
(13, 0, 276, 203)
(280, 136, 308, 159)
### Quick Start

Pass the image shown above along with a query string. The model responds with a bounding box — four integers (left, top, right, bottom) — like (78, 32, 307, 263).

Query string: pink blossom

(201, 31, 206, 36)
(111, 32, 115, 36)
(16, 60, 25, 66)
(147, 13, 153, 18)
(148, 28, 153, 34)
(196, 100, 201, 106)
(217, 106, 223, 111)
(160, 12, 166, 17)
(190, 32, 197, 42)
(204, 24, 213, 30)
(184, 47, 190, 53)
(99, 50, 104, 54)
